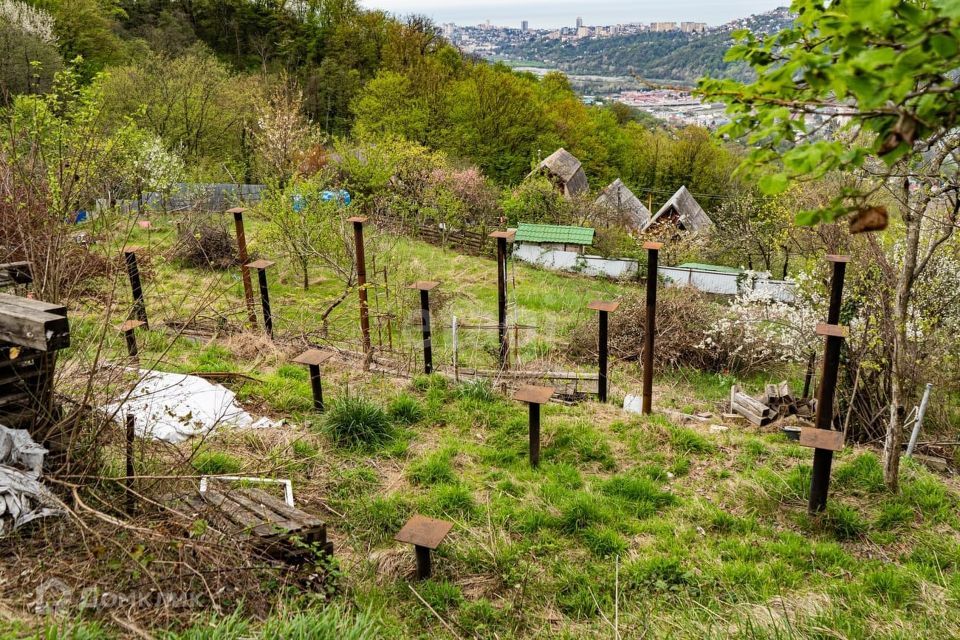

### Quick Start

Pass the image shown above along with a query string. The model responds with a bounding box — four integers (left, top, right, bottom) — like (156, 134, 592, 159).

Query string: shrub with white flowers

(700, 272, 821, 374)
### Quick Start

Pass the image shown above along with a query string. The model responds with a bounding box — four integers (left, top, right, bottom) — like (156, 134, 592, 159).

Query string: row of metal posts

(122, 211, 853, 515)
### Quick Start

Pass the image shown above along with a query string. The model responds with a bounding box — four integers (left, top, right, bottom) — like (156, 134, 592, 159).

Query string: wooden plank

(243, 488, 325, 528)
(0, 301, 70, 351)
(220, 490, 301, 531)
(200, 490, 284, 537)
(798, 428, 845, 452)
(0, 293, 67, 317)
(731, 399, 767, 426)
(734, 392, 770, 416)
(0, 262, 33, 287)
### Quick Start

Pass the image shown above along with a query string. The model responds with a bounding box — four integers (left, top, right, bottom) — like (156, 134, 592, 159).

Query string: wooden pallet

(174, 487, 332, 563)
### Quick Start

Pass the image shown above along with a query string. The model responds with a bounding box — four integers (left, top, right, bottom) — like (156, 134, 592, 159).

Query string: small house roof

(644, 186, 713, 233)
(532, 148, 589, 197)
(515, 223, 595, 245)
(595, 179, 652, 230)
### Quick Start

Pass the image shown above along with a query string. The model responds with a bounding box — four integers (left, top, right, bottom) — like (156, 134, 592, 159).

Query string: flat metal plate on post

(120, 320, 145, 332)
(292, 350, 335, 367)
(488, 230, 516, 240)
(642, 241, 664, 250)
(407, 281, 440, 291)
(245, 259, 276, 270)
(799, 428, 845, 452)
(816, 323, 849, 338)
(395, 514, 453, 550)
(587, 300, 620, 313)
(122, 246, 143, 255)
(513, 385, 555, 405)
(825, 255, 851, 263)
(226, 207, 247, 215)
(346, 216, 368, 224)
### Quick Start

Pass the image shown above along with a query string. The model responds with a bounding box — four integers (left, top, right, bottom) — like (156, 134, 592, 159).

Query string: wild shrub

(173, 213, 238, 269)
(324, 395, 394, 449)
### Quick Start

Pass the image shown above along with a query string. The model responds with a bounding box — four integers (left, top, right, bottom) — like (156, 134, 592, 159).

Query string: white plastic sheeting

(104, 370, 280, 444)
(0, 425, 63, 535)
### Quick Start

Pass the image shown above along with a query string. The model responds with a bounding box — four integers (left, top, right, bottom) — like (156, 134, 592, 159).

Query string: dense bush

(172, 214, 238, 270)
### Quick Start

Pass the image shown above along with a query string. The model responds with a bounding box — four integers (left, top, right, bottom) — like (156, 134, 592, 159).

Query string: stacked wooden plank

(0, 268, 70, 432)
(730, 382, 815, 426)
(174, 487, 333, 564)
(730, 385, 774, 426)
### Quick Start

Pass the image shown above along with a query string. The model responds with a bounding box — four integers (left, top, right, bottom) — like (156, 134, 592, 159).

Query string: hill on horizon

(497, 7, 793, 84)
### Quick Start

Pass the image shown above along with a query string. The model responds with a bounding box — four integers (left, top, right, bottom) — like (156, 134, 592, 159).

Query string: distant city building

(576, 26, 591, 38)
(521, 20, 529, 31)
(680, 21, 707, 33)
(651, 21, 678, 32)
(576, 16, 584, 28)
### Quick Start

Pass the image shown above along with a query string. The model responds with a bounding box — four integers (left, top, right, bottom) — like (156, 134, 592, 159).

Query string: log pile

(730, 382, 814, 426)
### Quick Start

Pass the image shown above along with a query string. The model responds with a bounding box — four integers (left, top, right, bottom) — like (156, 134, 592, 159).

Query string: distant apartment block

(576, 16, 584, 28)
(680, 21, 707, 33)
(650, 21, 678, 32)
(521, 20, 529, 31)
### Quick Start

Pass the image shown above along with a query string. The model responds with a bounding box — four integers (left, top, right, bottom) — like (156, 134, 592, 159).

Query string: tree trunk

(882, 206, 922, 490)
(301, 258, 309, 290)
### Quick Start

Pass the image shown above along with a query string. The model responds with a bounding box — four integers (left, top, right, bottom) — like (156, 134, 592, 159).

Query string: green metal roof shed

(515, 223, 595, 246)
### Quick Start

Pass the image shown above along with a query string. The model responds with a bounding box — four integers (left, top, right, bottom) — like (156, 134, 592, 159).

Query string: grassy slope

(27, 215, 960, 639)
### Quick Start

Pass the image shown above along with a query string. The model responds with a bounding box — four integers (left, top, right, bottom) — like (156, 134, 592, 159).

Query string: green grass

(191, 450, 242, 475)
(41, 214, 960, 640)
(323, 395, 394, 450)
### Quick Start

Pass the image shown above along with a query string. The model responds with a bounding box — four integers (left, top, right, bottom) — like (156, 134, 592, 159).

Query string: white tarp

(0, 425, 63, 535)
(104, 370, 280, 444)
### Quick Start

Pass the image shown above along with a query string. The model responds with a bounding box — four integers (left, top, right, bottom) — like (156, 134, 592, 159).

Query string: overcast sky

(360, 0, 787, 29)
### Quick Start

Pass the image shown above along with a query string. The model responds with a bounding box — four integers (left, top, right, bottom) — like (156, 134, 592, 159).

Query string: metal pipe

(124, 250, 148, 328)
(352, 219, 372, 356)
(496, 236, 509, 370)
(420, 289, 432, 374)
(415, 544, 432, 579)
(642, 243, 660, 414)
(125, 414, 135, 514)
(124, 328, 138, 358)
(906, 383, 934, 456)
(808, 256, 848, 514)
(309, 364, 324, 412)
(598, 310, 609, 402)
(232, 210, 258, 328)
(256, 267, 273, 338)
(529, 402, 541, 467)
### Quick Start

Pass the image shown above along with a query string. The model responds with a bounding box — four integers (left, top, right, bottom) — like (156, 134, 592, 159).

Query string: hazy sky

(360, 1, 786, 29)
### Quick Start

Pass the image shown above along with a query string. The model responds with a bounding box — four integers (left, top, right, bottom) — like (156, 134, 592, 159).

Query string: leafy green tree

(352, 71, 431, 143)
(700, 0, 960, 490)
(444, 64, 547, 184)
(0, 0, 62, 100)
(96, 48, 261, 180)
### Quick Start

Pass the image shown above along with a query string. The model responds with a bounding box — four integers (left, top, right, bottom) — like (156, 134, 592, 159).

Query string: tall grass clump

(456, 378, 496, 403)
(388, 393, 425, 424)
(324, 395, 394, 449)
